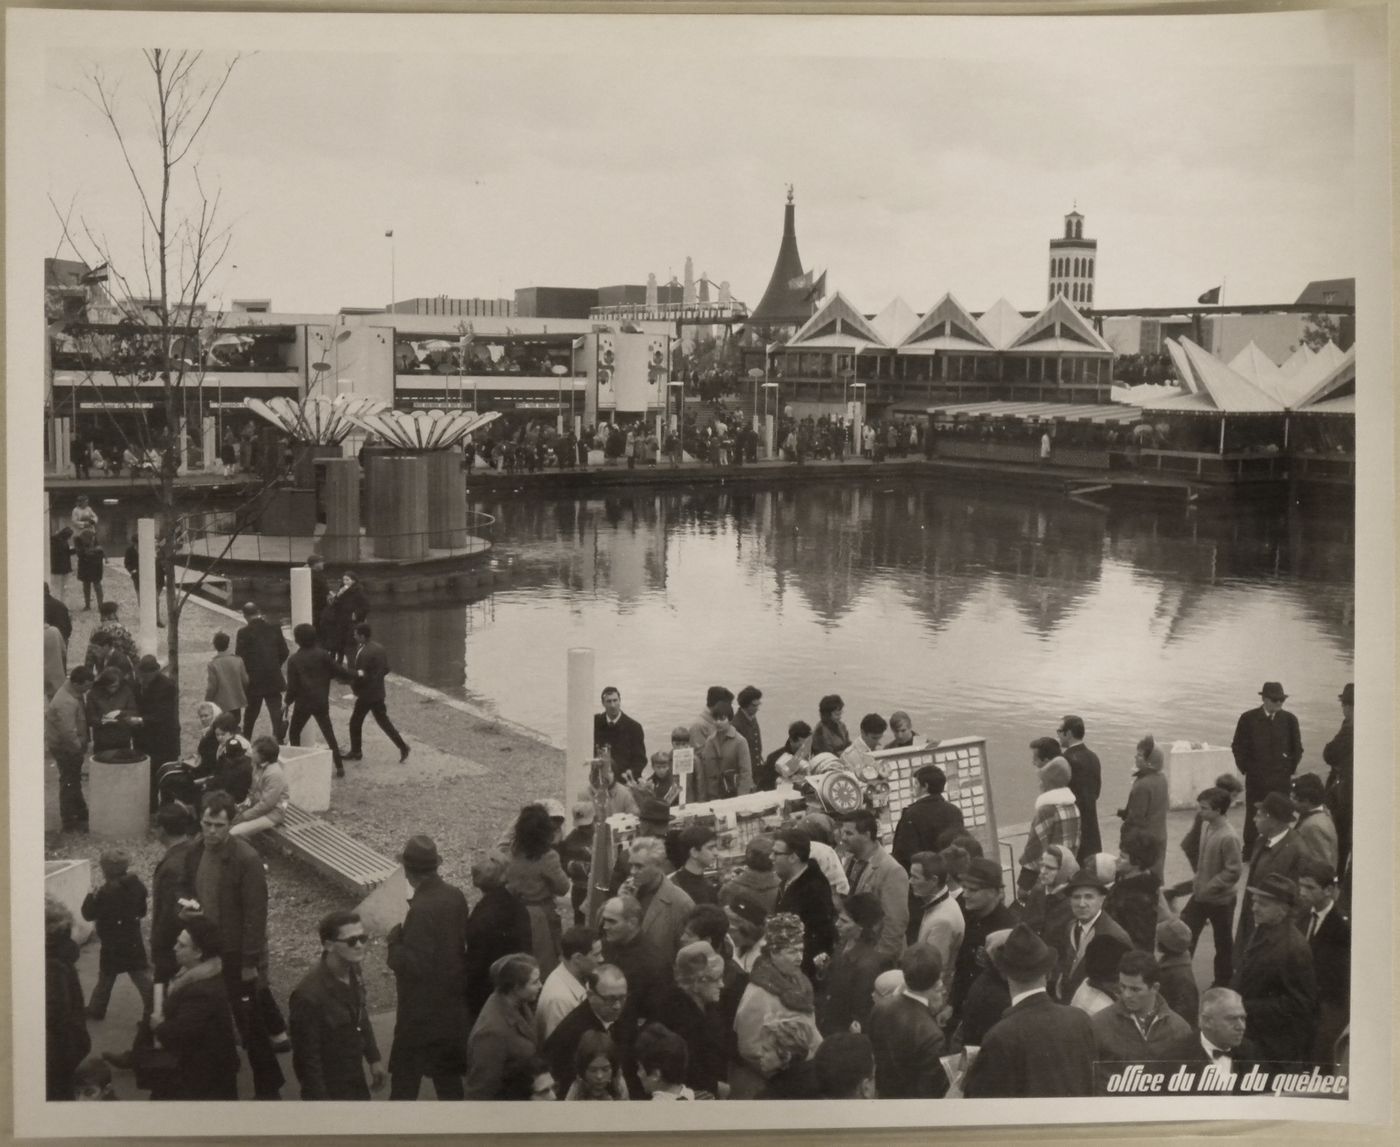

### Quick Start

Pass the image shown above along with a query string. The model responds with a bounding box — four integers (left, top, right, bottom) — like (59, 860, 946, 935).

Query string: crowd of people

(45, 650, 1354, 1103)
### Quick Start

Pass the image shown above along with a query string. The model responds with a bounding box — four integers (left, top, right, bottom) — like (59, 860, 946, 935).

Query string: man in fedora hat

(1322, 683, 1353, 885)
(1054, 870, 1132, 1002)
(963, 923, 1097, 1097)
(386, 835, 470, 1100)
(1231, 873, 1317, 1068)
(1235, 791, 1305, 952)
(948, 858, 1016, 1027)
(1231, 681, 1303, 851)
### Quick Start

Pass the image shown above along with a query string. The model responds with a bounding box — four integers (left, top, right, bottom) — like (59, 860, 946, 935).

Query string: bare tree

(50, 49, 263, 688)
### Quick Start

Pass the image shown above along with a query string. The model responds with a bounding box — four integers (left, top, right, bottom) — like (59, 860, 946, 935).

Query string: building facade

(1048, 210, 1097, 307)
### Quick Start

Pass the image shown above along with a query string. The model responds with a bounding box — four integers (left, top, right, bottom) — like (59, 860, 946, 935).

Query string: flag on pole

(80, 262, 109, 284)
(805, 270, 827, 302)
(384, 229, 394, 238)
(1197, 286, 1220, 304)
(787, 269, 814, 292)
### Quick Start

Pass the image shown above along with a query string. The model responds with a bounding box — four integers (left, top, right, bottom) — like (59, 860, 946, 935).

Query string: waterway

(65, 478, 1355, 825)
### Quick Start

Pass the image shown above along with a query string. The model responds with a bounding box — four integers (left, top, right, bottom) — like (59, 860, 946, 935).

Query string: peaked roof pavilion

(1147, 337, 1284, 413)
(1007, 294, 1114, 354)
(870, 296, 920, 346)
(1278, 344, 1315, 378)
(788, 290, 886, 349)
(900, 292, 993, 353)
(976, 297, 1030, 350)
(1228, 341, 1284, 390)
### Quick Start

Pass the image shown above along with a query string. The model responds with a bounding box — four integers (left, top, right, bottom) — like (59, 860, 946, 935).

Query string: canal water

(65, 478, 1355, 825)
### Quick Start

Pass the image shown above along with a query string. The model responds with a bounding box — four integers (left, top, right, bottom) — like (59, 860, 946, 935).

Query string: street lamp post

(552, 364, 569, 435)
(747, 366, 764, 451)
(761, 380, 779, 459)
(851, 380, 867, 458)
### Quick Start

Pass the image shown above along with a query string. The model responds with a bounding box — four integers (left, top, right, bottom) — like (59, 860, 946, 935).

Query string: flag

(787, 269, 814, 292)
(80, 263, 109, 284)
(805, 271, 827, 302)
(384, 229, 394, 238)
(1197, 286, 1220, 304)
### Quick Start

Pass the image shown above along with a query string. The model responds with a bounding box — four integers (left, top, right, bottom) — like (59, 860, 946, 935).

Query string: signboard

(671, 746, 695, 777)
(873, 736, 998, 861)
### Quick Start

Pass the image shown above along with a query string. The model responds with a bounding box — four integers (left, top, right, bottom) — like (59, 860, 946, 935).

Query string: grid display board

(872, 736, 998, 860)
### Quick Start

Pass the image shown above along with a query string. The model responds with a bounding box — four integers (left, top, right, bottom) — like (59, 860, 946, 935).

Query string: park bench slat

(266, 803, 398, 895)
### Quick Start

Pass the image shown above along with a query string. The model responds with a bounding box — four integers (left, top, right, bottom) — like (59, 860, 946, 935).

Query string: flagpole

(1215, 275, 1226, 355)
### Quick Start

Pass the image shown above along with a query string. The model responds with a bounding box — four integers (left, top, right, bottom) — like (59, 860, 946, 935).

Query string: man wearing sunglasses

(289, 910, 386, 1099)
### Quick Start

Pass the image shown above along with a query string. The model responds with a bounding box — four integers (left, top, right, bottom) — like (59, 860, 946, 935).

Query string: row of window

(1051, 256, 1094, 279)
(1048, 283, 1095, 304)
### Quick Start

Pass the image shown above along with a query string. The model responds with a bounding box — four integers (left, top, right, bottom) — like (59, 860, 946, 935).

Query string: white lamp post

(552, 364, 569, 434)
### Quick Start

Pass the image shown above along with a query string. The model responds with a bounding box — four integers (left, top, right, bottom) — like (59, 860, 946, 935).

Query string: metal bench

(264, 803, 399, 896)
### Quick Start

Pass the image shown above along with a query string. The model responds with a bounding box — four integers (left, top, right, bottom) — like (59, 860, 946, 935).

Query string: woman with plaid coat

(1017, 758, 1081, 895)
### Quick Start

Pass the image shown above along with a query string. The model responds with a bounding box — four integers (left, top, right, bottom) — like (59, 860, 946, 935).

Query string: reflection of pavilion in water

(468, 480, 1352, 649)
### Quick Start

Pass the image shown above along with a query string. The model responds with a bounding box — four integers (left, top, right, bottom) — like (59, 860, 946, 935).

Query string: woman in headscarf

(504, 803, 571, 977)
(731, 912, 822, 1098)
(1020, 844, 1080, 945)
(149, 914, 240, 1100)
(1118, 735, 1169, 881)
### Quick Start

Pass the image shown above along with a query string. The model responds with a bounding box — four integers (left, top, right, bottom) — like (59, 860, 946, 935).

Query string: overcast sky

(29, 8, 1367, 316)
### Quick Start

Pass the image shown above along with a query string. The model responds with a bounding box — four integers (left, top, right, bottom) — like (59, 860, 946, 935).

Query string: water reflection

(456, 480, 1353, 821)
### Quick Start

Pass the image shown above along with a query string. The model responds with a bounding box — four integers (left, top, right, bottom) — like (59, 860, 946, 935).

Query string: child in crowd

(80, 849, 154, 1022)
(205, 630, 249, 725)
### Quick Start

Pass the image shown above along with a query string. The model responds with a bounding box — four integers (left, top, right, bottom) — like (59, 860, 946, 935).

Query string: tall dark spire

(749, 188, 814, 327)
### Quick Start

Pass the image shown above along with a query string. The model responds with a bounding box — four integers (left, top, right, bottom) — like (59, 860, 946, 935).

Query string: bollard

(290, 565, 313, 631)
(565, 648, 596, 814)
(89, 751, 150, 838)
(138, 519, 158, 658)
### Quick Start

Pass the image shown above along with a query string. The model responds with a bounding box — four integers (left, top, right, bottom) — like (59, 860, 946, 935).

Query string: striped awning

(926, 400, 1145, 425)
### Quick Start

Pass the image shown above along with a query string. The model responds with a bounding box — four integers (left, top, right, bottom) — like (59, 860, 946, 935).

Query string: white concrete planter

(45, 858, 95, 945)
(280, 744, 333, 813)
(1164, 743, 1241, 810)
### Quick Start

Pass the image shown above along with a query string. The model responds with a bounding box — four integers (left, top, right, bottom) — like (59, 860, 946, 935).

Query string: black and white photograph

(7, 3, 1394, 1138)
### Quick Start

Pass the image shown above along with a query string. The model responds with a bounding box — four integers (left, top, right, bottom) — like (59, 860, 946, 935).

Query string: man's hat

(1249, 873, 1298, 907)
(572, 800, 595, 827)
(1259, 681, 1288, 702)
(991, 923, 1058, 979)
(1339, 682, 1354, 705)
(399, 835, 441, 871)
(634, 791, 672, 827)
(960, 857, 1004, 890)
(724, 893, 769, 929)
(1155, 918, 1193, 955)
(241, 601, 259, 616)
(136, 654, 161, 675)
(1065, 869, 1109, 894)
(1258, 791, 1297, 823)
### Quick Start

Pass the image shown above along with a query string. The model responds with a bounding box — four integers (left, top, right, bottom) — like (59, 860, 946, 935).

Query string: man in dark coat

(134, 655, 181, 811)
(1054, 870, 1132, 1002)
(1321, 683, 1353, 882)
(45, 583, 72, 645)
(1234, 792, 1306, 952)
(1057, 715, 1102, 861)
(290, 910, 385, 1099)
(543, 964, 631, 1095)
(344, 623, 409, 763)
(386, 835, 470, 1100)
(284, 622, 352, 776)
(1231, 874, 1317, 1069)
(593, 685, 647, 782)
(1231, 681, 1304, 851)
(599, 895, 670, 1020)
(235, 602, 289, 742)
(182, 791, 284, 1099)
(867, 943, 949, 1098)
(1296, 860, 1349, 1068)
(963, 923, 1097, 1098)
(45, 896, 90, 1100)
(948, 858, 1017, 1027)
(772, 829, 837, 980)
(1160, 987, 1261, 1094)
(306, 555, 330, 632)
(892, 764, 965, 870)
